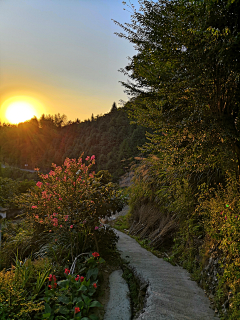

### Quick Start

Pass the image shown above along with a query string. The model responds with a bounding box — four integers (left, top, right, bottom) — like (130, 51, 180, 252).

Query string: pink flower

(95, 226, 99, 230)
(36, 181, 42, 188)
(32, 205, 37, 209)
(85, 156, 90, 161)
(220, 211, 223, 215)
(91, 155, 95, 160)
(60, 225, 63, 228)
(70, 225, 73, 229)
(35, 215, 39, 219)
(52, 217, 58, 227)
(225, 216, 227, 220)
(64, 215, 69, 221)
(53, 212, 58, 216)
(59, 197, 62, 201)
(42, 191, 47, 198)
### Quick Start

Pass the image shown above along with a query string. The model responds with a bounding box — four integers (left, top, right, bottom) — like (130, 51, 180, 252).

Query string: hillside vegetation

(0, 104, 147, 181)
(113, 0, 240, 319)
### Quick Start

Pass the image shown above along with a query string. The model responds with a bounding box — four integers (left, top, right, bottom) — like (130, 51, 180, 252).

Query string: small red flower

(64, 268, 70, 275)
(75, 307, 80, 314)
(53, 275, 57, 282)
(92, 252, 100, 258)
(93, 283, 97, 289)
(48, 285, 52, 289)
(49, 274, 53, 281)
(80, 276, 84, 282)
(54, 282, 57, 289)
(75, 275, 80, 281)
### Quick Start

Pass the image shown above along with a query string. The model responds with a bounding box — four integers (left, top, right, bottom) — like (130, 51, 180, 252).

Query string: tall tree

(111, 102, 118, 112)
(113, 0, 240, 179)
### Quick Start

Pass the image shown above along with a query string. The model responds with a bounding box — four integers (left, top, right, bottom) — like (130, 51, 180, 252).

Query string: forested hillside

(0, 104, 147, 180)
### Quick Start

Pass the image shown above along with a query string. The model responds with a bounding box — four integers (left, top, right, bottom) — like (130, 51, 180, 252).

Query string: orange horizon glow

(0, 96, 45, 124)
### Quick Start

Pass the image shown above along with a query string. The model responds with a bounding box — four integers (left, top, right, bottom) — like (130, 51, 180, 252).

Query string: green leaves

(58, 295, 70, 304)
(78, 285, 87, 292)
(58, 280, 69, 289)
(43, 303, 52, 319)
(89, 301, 102, 308)
(86, 268, 98, 281)
(58, 306, 69, 315)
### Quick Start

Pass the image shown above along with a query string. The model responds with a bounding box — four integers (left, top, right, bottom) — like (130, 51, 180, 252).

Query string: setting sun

(6, 102, 36, 124)
(1, 96, 45, 124)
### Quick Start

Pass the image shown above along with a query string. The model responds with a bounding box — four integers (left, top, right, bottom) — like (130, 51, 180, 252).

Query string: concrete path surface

(115, 229, 218, 320)
(104, 269, 131, 320)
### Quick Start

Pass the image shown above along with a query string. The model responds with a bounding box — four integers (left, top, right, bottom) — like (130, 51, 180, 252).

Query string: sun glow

(1, 96, 45, 124)
(6, 102, 36, 124)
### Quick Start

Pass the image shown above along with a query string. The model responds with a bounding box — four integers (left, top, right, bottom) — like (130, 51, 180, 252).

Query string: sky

(0, 0, 140, 123)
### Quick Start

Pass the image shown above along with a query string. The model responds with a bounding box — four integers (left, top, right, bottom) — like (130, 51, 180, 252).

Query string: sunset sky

(0, 0, 139, 124)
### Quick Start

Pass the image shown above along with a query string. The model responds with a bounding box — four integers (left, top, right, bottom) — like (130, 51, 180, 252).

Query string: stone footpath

(105, 229, 219, 320)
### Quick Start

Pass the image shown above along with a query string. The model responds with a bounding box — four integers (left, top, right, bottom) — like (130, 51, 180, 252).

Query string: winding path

(106, 229, 218, 320)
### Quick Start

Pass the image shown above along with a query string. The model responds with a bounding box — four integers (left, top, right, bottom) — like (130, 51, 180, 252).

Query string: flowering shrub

(17, 155, 125, 259)
(43, 253, 104, 320)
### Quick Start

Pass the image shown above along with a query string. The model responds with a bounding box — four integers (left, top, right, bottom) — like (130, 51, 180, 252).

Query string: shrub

(0, 257, 52, 319)
(197, 173, 240, 319)
(42, 253, 105, 320)
(16, 155, 125, 260)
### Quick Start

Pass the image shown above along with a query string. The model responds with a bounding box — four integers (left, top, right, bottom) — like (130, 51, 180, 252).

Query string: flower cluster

(75, 275, 85, 282)
(64, 268, 70, 275)
(48, 274, 57, 289)
(75, 307, 81, 314)
(92, 252, 100, 258)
